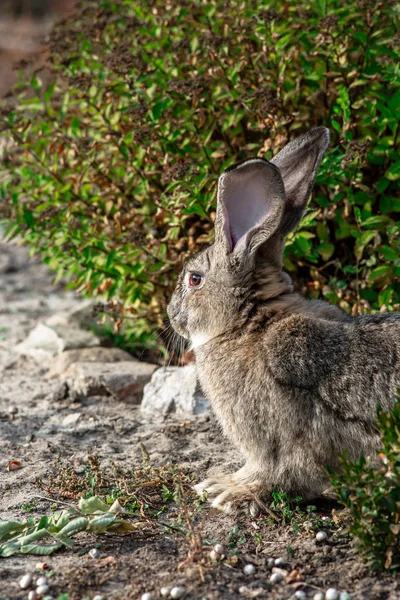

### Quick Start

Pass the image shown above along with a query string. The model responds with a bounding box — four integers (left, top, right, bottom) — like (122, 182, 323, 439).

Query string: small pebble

(28, 592, 37, 600)
(89, 548, 100, 559)
(249, 503, 260, 518)
(141, 593, 154, 600)
(19, 574, 33, 589)
(267, 558, 275, 569)
(214, 543, 224, 554)
(36, 576, 48, 586)
(93, 596, 104, 600)
(316, 531, 328, 543)
(170, 587, 185, 599)
(209, 550, 219, 561)
(160, 588, 171, 598)
(313, 594, 324, 600)
(340, 594, 351, 600)
(36, 585, 49, 595)
(326, 589, 340, 600)
(243, 563, 256, 575)
(270, 572, 283, 584)
(274, 557, 286, 567)
(295, 592, 306, 600)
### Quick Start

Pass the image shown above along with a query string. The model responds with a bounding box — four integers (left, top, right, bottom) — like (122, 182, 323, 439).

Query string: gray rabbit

(167, 127, 400, 512)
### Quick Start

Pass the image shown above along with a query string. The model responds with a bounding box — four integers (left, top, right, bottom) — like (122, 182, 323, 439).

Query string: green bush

(331, 401, 400, 570)
(0, 0, 399, 350)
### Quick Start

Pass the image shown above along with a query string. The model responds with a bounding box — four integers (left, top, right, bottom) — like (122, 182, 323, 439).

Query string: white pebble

(36, 585, 49, 595)
(326, 589, 340, 600)
(274, 557, 286, 566)
(141, 593, 154, 600)
(36, 576, 48, 586)
(19, 574, 33, 589)
(267, 558, 275, 569)
(313, 594, 324, 600)
(160, 588, 171, 598)
(209, 549, 219, 561)
(270, 572, 283, 584)
(28, 592, 37, 600)
(89, 548, 100, 559)
(316, 531, 328, 543)
(214, 543, 224, 554)
(340, 594, 351, 600)
(170, 587, 185, 599)
(243, 563, 256, 575)
(295, 592, 306, 600)
(93, 596, 104, 600)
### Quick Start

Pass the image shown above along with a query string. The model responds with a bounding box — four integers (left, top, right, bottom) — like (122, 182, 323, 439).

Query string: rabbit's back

(266, 311, 400, 416)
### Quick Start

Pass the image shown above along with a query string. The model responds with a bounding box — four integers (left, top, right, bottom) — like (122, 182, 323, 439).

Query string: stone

(45, 299, 109, 334)
(141, 365, 209, 419)
(62, 413, 82, 427)
(46, 347, 134, 378)
(64, 361, 156, 403)
(15, 323, 100, 361)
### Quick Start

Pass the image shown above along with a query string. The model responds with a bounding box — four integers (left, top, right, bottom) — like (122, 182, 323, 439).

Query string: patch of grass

(0, 327, 7, 341)
(268, 489, 322, 533)
(19, 501, 37, 513)
(36, 451, 194, 519)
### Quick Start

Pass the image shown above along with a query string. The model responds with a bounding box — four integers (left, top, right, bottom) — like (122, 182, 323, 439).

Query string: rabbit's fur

(167, 127, 400, 512)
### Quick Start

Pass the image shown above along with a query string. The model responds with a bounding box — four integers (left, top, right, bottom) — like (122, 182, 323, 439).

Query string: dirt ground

(0, 239, 399, 600)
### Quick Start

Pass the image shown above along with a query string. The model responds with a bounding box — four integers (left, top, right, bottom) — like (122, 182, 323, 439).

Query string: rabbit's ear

(215, 158, 285, 258)
(271, 127, 329, 234)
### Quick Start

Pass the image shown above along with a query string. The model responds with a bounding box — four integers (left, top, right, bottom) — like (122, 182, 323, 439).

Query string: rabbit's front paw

(194, 470, 266, 514)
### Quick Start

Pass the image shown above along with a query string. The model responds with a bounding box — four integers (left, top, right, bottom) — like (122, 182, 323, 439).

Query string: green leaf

(386, 162, 400, 181)
(368, 265, 393, 282)
(57, 517, 89, 537)
(88, 513, 116, 532)
(0, 521, 25, 541)
(79, 497, 110, 515)
(19, 542, 63, 555)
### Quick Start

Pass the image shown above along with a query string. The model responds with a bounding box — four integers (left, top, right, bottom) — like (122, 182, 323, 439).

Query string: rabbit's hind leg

(194, 464, 267, 514)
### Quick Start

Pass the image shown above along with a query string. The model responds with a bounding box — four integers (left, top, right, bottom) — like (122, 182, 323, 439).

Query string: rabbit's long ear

(215, 158, 285, 259)
(271, 127, 329, 235)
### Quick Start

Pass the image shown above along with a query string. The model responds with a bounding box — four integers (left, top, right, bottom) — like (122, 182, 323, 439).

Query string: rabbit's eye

(187, 273, 203, 288)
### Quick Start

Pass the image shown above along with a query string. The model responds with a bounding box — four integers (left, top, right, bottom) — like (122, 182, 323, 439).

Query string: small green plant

(19, 501, 36, 513)
(0, 496, 144, 557)
(331, 401, 400, 570)
(268, 489, 319, 531)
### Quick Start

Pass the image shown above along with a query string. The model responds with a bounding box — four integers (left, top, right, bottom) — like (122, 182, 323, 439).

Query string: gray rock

(45, 299, 110, 334)
(64, 361, 156, 403)
(62, 412, 82, 427)
(141, 365, 209, 419)
(46, 347, 134, 378)
(15, 323, 100, 361)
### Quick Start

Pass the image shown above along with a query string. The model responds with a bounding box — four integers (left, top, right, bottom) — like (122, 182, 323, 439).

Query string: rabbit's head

(167, 127, 329, 348)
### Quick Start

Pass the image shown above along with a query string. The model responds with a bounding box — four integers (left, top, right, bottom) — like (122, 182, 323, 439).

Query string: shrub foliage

(331, 402, 400, 570)
(0, 0, 399, 349)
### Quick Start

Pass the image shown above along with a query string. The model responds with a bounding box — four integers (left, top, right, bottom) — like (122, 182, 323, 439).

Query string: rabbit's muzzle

(167, 298, 189, 339)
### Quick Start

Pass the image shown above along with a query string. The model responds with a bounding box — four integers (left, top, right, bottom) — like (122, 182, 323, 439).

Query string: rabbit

(167, 127, 400, 513)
